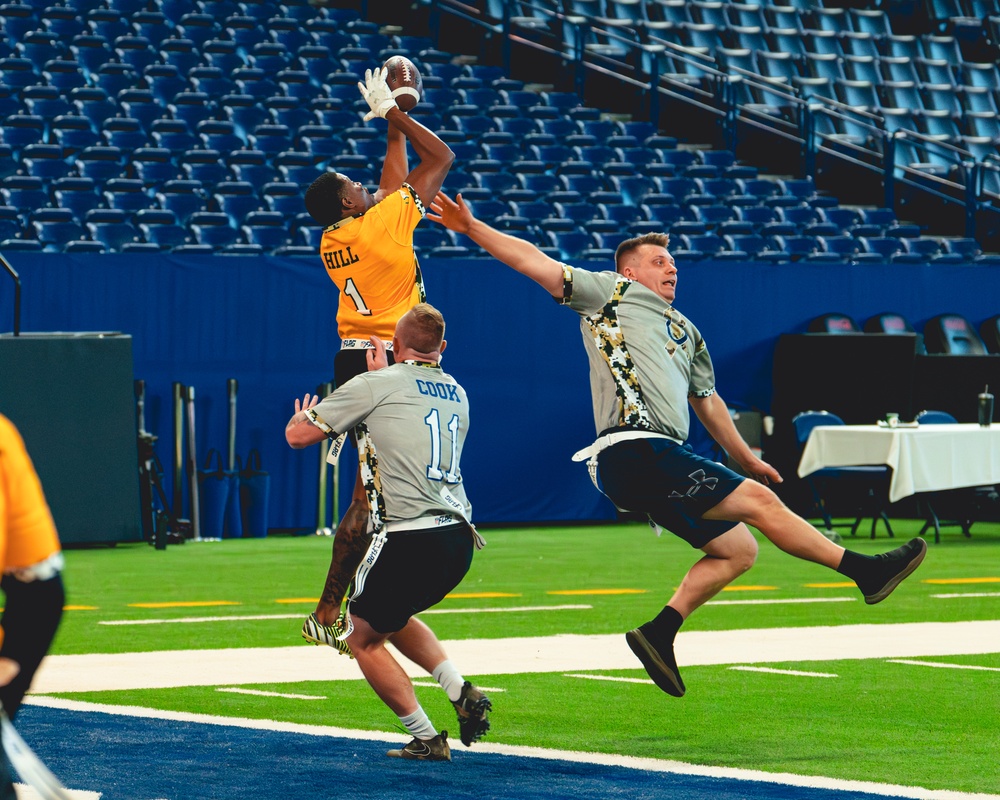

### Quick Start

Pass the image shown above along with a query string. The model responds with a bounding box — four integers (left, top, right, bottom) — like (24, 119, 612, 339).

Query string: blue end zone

(18, 705, 898, 800)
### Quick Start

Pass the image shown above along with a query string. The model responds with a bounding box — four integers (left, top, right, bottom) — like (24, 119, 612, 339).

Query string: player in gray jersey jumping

(285, 303, 490, 761)
(429, 191, 926, 697)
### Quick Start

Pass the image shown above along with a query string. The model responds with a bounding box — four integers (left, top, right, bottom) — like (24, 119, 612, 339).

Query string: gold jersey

(0, 414, 61, 572)
(319, 183, 427, 342)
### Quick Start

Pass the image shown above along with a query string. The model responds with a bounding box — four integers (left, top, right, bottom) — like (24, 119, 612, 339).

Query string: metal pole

(185, 385, 202, 541)
(0, 254, 21, 336)
(172, 382, 184, 522)
(316, 381, 334, 535)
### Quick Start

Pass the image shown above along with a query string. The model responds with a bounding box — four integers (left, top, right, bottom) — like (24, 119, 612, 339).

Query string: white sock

(432, 659, 465, 703)
(398, 707, 437, 740)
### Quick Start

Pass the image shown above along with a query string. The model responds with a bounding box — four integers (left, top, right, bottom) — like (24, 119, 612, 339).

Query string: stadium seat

(136, 209, 190, 251)
(101, 117, 147, 151)
(242, 210, 289, 251)
(261, 182, 301, 215)
(923, 314, 989, 355)
(85, 208, 142, 251)
(151, 119, 200, 155)
(20, 144, 73, 182)
(213, 181, 263, 227)
(131, 147, 178, 189)
(156, 180, 207, 225)
(170, 93, 217, 131)
(31, 208, 85, 252)
(52, 177, 101, 221)
(189, 211, 244, 249)
(103, 178, 154, 215)
(180, 150, 230, 190)
(0, 176, 49, 214)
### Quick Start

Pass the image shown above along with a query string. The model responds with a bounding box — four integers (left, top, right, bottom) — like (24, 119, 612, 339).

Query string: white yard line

(931, 593, 1000, 599)
(97, 604, 592, 627)
(21, 697, 1000, 800)
(31, 620, 1000, 694)
(563, 674, 654, 685)
(728, 666, 839, 678)
(706, 597, 856, 606)
(887, 659, 1000, 672)
(216, 688, 327, 700)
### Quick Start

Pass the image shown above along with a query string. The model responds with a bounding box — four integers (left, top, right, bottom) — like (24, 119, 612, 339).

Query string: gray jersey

(308, 362, 472, 524)
(560, 267, 716, 441)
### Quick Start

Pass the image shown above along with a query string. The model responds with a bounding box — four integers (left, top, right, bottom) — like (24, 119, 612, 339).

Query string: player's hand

(357, 67, 397, 122)
(367, 336, 389, 371)
(428, 191, 473, 234)
(0, 658, 20, 687)
(740, 454, 783, 486)
(294, 393, 319, 414)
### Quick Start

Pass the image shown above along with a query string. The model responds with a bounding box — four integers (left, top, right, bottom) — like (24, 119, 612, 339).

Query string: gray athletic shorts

(349, 523, 474, 634)
(597, 438, 744, 549)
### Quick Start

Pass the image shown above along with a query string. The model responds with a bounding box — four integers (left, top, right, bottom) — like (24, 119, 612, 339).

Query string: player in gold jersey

(0, 413, 65, 795)
(299, 67, 456, 650)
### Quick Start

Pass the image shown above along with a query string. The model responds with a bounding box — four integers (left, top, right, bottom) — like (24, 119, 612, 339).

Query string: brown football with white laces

(383, 55, 422, 112)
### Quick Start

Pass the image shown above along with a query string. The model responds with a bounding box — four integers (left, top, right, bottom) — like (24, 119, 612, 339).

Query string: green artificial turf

(44, 520, 1000, 794)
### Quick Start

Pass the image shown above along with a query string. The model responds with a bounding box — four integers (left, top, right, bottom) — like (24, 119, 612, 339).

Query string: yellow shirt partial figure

(0, 413, 61, 574)
(319, 184, 427, 342)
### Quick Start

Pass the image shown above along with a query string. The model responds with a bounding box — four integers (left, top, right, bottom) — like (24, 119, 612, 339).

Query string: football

(383, 55, 422, 112)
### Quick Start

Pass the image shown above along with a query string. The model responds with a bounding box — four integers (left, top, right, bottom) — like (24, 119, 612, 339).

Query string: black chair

(808, 313, 861, 334)
(913, 409, 978, 543)
(979, 314, 1000, 354)
(864, 311, 925, 353)
(923, 314, 988, 355)
(793, 410, 894, 539)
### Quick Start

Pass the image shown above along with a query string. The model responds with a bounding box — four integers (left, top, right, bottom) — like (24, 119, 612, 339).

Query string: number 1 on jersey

(343, 278, 371, 316)
(424, 408, 460, 483)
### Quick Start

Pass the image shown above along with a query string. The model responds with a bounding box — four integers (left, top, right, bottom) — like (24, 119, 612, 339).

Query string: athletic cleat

(626, 623, 686, 697)
(301, 612, 354, 658)
(386, 730, 451, 761)
(862, 537, 928, 605)
(451, 681, 491, 746)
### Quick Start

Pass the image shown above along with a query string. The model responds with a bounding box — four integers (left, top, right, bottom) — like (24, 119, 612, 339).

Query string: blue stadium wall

(3, 252, 1000, 531)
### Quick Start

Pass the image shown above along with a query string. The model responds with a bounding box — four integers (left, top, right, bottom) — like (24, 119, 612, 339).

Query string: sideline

(31, 619, 1000, 693)
(22, 697, 1000, 800)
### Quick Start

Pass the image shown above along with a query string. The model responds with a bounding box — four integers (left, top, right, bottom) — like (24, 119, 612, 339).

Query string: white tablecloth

(797, 423, 1000, 503)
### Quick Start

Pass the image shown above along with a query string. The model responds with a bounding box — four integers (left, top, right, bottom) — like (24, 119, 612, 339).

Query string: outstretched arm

(358, 67, 454, 208)
(286, 393, 327, 449)
(428, 191, 566, 298)
(375, 120, 407, 198)
(690, 392, 782, 485)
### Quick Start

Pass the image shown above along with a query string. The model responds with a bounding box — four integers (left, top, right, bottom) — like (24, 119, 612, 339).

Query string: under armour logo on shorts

(669, 469, 720, 498)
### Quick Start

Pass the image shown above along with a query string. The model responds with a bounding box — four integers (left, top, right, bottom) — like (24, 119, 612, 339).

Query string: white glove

(357, 67, 397, 122)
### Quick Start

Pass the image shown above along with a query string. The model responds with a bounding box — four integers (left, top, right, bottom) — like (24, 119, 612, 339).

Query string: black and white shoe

(451, 682, 491, 746)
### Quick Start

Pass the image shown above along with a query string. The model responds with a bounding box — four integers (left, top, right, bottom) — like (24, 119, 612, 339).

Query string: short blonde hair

(400, 303, 445, 353)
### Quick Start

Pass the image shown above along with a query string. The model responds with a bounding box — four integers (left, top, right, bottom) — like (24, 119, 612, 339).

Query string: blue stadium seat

(212, 181, 262, 227)
(156, 180, 207, 225)
(136, 209, 190, 251)
(261, 181, 300, 215)
(1, 114, 45, 154)
(189, 211, 243, 249)
(178, 12, 220, 46)
(169, 92, 217, 131)
(190, 66, 236, 97)
(103, 178, 154, 215)
(52, 177, 101, 221)
(129, 147, 176, 189)
(0, 205, 22, 241)
(1, 176, 48, 214)
(226, 149, 274, 185)
(31, 208, 85, 252)
(22, 84, 71, 119)
(20, 144, 73, 181)
(114, 35, 158, 72)
(160, 37, 202, 74)
(180, 150, 230, 190)
(85, 208, 141, 250)
(242, 210, 289, 251)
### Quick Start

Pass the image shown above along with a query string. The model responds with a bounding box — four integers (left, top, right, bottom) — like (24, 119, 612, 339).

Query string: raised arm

(376, 120, 407, 197)
(358, 67, 454, 208)
(428, 191, 566, 298)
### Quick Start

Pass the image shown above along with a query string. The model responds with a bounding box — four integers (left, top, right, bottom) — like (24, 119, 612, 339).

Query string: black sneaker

(451, 681, 491, 746)
(386, 730, 451, 761)
(626, 623, 686, 697)
(861, 537, 928, 605)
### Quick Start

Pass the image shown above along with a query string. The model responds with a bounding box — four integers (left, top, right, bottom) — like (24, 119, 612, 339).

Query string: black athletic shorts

(597, 437, 745, 549)
(349, 523, 474, 634)
(333, 348, 396, 443)
(333, 347, 396, 389)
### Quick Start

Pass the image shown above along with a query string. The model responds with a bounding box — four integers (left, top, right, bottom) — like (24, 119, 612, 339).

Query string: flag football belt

(340, 339, 394, 350)
(572, 430, 682, 491)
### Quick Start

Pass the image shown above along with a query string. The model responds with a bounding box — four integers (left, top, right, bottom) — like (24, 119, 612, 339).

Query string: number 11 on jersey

(425, 408, 460, 483)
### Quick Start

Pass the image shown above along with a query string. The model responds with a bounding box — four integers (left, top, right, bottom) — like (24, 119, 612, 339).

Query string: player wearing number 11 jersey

(299, 67, 456, 651)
